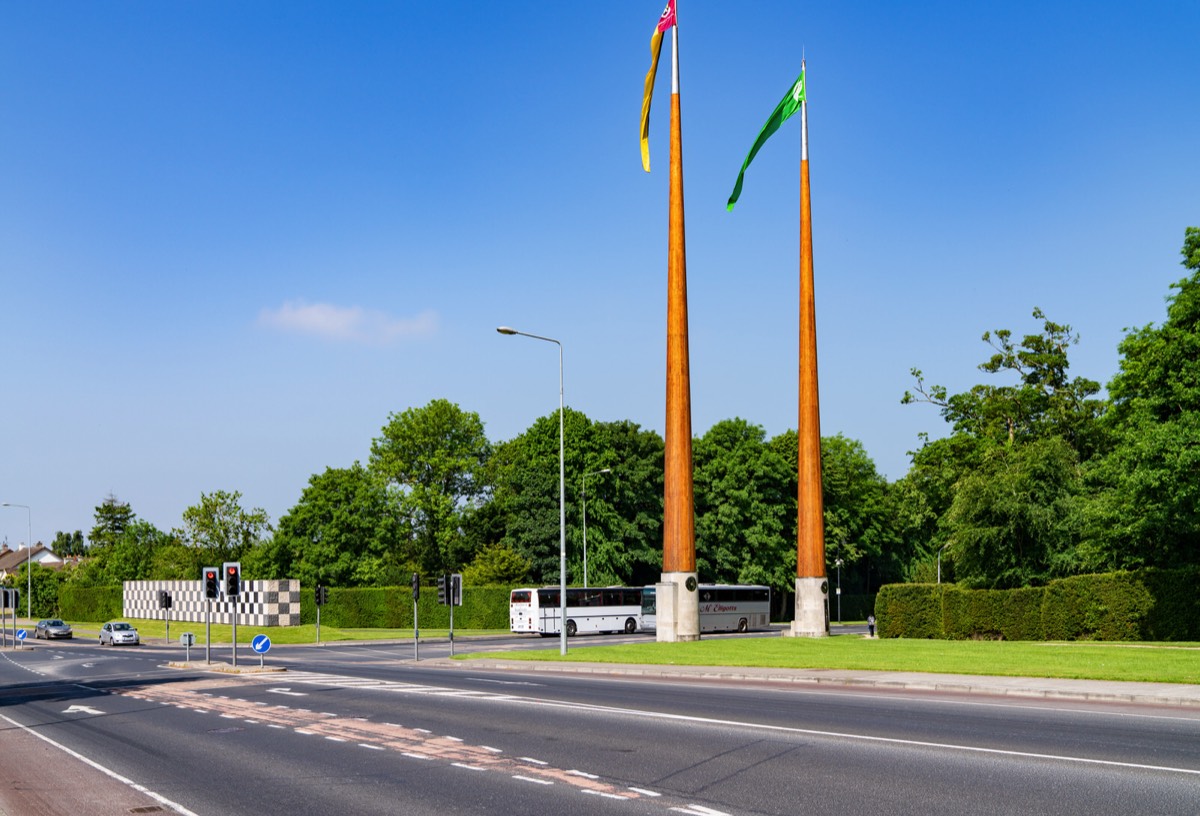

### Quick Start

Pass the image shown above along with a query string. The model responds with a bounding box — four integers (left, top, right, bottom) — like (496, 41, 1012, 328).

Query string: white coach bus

(640, 584, 771, 634)
(509, 586, 644, 637)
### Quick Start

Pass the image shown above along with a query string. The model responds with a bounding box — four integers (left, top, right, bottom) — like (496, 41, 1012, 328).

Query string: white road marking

(630, 787, 663, 797)
(0, 711, 200, 816)
(63, 705, 104, 715)
(513, 775, 553, 785)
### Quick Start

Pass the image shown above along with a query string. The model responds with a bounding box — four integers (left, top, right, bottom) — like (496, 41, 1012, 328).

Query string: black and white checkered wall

(123, 580, 301, 627)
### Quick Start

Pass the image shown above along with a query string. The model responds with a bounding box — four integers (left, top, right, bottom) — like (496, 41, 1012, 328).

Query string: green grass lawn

(47, 617, 1199, 684)
(465, 636, 1200, 684)
(54, 619, 493, 646)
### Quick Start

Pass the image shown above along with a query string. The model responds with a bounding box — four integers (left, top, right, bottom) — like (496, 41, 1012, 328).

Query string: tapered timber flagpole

(790, 59, 828, 637)
(641, 0, 698, 642)
(725, 64, 827, 635)
(661, 7, 699, 642)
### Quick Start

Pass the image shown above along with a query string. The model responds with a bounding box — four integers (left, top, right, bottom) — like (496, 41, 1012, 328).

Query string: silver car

(99, 621, 140, 646)
(35, 618, 73, 639)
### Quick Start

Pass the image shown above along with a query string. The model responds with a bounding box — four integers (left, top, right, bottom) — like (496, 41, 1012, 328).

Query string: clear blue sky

(2, 2, 1196, 548)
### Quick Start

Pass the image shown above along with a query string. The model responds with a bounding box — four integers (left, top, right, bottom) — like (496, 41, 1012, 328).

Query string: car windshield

(47, 620, 64, 626)
(112, 623, 132, 631)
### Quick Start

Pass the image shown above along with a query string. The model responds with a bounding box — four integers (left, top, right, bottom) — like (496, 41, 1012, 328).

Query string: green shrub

(876, 584, 942, 638)
(302, 585, 513, 630)
(59, 585, 122, 622)
(942, 586, 1042, 640)
(880, 568, 1197, 641)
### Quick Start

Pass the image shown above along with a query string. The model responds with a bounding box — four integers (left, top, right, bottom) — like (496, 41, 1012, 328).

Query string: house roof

(0, 545, 62, 575)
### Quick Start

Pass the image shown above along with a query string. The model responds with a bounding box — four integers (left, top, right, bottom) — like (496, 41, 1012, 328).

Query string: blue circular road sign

(16, 629, 27, 641)
(251, 634, 271, 654)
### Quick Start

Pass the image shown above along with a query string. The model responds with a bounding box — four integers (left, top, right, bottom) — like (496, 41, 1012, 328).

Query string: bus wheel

(566, 620, 577, 637)
(738, 618, 749, 633)
(624, 618, 637, 634)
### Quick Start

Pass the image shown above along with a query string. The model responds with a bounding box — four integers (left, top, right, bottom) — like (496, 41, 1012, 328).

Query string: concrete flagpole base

(786, 576, 829, 638)
(655, 572, 700, 642)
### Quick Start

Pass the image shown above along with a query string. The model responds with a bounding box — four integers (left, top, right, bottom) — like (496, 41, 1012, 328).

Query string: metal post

(205, 598, 211, 664)
(413, 598, 419, 662)
(231, 598, 238, 668)
(316, 605, 321, 645)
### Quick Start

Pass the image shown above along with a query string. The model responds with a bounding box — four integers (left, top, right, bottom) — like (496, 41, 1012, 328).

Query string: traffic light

(437, 574, 448, 605)
(411, 572, 420, 601)
(450, 574, 462, 606)
(315, 585, 328, 607)
(203, 568, 219, 599)
(158, 590, 173, 610)
(224, 562, 241, 597)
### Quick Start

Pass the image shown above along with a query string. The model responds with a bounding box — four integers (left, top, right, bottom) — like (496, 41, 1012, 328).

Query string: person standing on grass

(867, 615, 876, 637)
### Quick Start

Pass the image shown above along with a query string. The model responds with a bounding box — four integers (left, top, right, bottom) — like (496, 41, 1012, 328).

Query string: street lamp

(497, 326, 568, 656)
(937, 543, 951, 584)
(834, 558, 843, 624)
(581, 467, 611, 589)
(1, 503, 31, 619)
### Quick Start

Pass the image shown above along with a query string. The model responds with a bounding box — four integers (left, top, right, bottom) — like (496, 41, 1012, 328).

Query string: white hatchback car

(99, 621, 140, 646)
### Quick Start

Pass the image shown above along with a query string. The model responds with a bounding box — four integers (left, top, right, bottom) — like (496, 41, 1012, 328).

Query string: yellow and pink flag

(639, 0, 677, 172)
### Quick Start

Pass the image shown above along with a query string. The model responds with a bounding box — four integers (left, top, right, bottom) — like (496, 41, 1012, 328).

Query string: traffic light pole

(231, 599, 238, 668)
(205, 598, 211, 664)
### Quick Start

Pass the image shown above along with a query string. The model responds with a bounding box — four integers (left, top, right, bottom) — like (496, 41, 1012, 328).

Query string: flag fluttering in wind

(726, 70, 805, 210)
(640, 0, 677, 172)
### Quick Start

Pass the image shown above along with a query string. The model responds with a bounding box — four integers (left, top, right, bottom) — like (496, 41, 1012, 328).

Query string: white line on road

(513, 775, 553, 785)
(0, 711, 201, 816)
(630, 787, 663, 797)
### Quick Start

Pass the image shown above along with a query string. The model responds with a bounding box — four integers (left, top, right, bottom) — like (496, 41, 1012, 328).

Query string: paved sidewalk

(439, 658, 1200, 708)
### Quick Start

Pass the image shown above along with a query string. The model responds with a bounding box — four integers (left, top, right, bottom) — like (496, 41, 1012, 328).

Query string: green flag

(726, 71, 805, 211)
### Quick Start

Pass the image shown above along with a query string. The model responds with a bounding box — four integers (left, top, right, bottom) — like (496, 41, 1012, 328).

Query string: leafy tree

(51, 530, 85, 557)
(903, 308, 1106, 460)
(89, 494, 135, 548)
(369, 399, 490, 575)
(693, 419, 794, 592)
(270, 463, 408, 587)
(179, 490, 271, 566)
(1081, 227, 1200, 570)
(68, 520, 173, 585)
(900, 309, 1104, 587)
(582, 419, 664, 587)
(487, 410, 663, 587)
(461, 543, 531, 586)
(945, 437, 1082, 588)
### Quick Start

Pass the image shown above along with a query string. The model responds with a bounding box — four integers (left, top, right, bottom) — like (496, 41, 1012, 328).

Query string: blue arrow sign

(16, 629, 27, 641)
(251, 634, 271, 654)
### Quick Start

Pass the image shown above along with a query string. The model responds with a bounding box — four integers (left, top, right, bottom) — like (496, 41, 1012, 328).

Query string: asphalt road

(1, 635, 1198, 815)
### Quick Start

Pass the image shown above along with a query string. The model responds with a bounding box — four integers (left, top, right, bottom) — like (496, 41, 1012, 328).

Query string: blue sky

(1, 2, 1196, 548)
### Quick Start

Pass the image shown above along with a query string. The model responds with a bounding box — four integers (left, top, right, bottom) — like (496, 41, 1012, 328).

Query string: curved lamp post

(497, 326, 568, 656)
(1, 503, 31, 619)
(937, 543, 951, 584)
(581, 468, 611, 589)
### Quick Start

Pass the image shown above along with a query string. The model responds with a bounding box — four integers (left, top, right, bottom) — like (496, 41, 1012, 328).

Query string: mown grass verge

(464, 635, 1200, 684)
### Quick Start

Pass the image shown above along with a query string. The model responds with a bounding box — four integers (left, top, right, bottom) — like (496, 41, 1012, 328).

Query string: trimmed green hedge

(302, 586, 513, 630)
(59, 585, 123, 623)
(878, 568, 1200, 641)
(876, 584, 943, 639)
